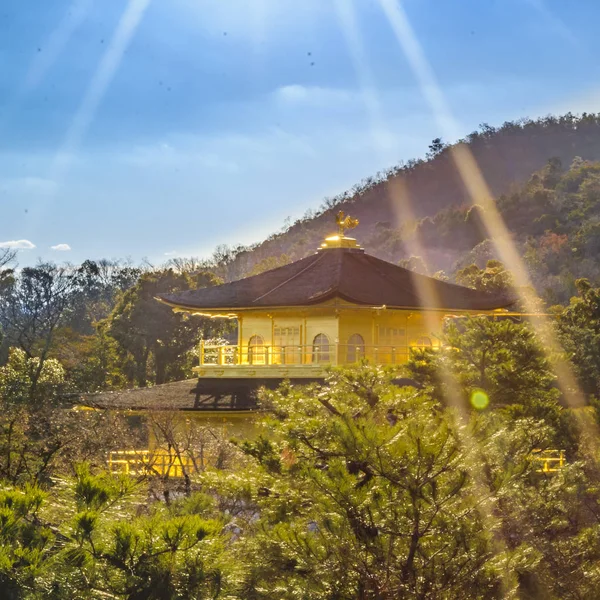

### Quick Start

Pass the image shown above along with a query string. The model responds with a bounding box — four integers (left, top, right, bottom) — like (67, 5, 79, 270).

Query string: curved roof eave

(156, 293, 515, 314)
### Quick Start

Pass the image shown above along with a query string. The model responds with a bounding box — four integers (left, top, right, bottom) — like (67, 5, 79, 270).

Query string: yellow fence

(200, 342, 412, 367)
(531, 449, 566, 473)
(110, 448, 566, 479)
(108, 450, 196, 478)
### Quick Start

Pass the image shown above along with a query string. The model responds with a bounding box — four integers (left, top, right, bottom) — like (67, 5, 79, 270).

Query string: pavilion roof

(158, 246, 514, 312)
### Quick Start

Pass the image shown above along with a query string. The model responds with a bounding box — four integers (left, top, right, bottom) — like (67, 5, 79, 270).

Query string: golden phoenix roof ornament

(336, 211, 359, 236)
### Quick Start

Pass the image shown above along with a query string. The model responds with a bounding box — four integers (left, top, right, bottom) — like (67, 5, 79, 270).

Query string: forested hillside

(217, 113, 600, 281)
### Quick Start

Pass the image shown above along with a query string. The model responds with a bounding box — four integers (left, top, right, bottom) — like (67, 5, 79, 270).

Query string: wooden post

(238, 316, 243, 364)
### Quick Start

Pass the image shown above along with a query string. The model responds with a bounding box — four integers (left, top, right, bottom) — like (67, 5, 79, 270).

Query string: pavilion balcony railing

(198, 342, 415, 367)
(107, 450, 196, 478)
(531, 449, 566, 473)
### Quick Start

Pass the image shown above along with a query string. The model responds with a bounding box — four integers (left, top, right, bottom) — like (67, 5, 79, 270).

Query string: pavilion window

(346, 333, 365, 363)
(312, 333, 330, 363)
(414, 336, 432, 348)
(274, 325, 301, 364)
(248, 335, 266, 365)
(377, 326, 406, 346)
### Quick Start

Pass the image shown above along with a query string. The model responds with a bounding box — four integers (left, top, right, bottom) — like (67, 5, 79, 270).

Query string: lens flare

(471, 390, 489, 410)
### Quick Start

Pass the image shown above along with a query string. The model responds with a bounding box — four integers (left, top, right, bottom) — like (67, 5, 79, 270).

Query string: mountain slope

(204, 113, 600, 282)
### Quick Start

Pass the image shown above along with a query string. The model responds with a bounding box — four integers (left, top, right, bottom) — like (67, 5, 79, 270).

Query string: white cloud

(50, 243, 72, 251)
(0, 239, 36, 249)
(164, 250, 178, 256)
(120, 127, 317, 171)
(123, 141, 240, 172)
(275, 84, 356, 106)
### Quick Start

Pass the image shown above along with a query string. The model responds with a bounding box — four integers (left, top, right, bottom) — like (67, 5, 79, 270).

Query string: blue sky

(1, 0, 600, 267)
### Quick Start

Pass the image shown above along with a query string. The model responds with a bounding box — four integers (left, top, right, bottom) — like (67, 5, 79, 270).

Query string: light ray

(385, 176, 519, 595)
(0, 0, 92, 135)
(51, 0, 152, 181)
(22, 0, 151, 252)
(24, 0, 94, 92)
(333, 0, 393, 152)
(525, 0, 579, 48)
(378, 0, 596, 450)
(335, 3, 521, 588)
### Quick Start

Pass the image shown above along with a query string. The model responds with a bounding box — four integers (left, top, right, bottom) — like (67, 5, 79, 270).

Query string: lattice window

(248, 335, 266, 364)
(346, 333, 365, 363)
(312, 333, 330, 363)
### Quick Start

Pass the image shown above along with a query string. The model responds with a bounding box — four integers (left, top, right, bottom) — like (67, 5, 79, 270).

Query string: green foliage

(214, 367, 552, 599)
(0, 263, 79, 395)
(398, 255, 428, 275)
(248, 254, 292, 277)
(67, 259, 143, 335)
(456, 260, 513, 294)
(405, 317, 567, 443)
(0, 349, 140, 485)
(1, 364, 600, 598)
(0, 485, 53, 598)
(0, 467, 229, 599)
(104, 269, 223, 386)
(556, 279, 600, 399)
(0, 347, 65, 405)
(53, 325, 128, 393)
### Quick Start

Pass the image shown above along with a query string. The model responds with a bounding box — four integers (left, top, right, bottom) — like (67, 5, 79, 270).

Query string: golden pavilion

(156, 213, 513, 408)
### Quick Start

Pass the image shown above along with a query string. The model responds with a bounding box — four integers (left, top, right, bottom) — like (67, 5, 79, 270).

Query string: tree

(0, 248, 16, 298)
(555, 278, 600, 398)
(51, 324, 127, 393)
(0, 347, 138, 485)
(0, 347, 65, 405)
(51, 465, 226, 599)
(398, 255, 428, 275)
(0, 467, 230, 599)
(405, 317, 567, 442)
(215, 367, 544, 599)
(426, 137, 446, 159)
(248, 254, 291, 277)
(68, 259, 142, 334)
(0, 485, 53, 598)
(0, 263, 79, 394)
(455, 260, 513, 294)
(104, 269, 223, 386)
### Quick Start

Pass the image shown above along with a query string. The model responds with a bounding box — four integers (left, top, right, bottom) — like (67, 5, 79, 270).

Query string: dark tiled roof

(79, 379, 255, 411)
(78, 378, 327, 412)
(159, 248, 514, 311)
